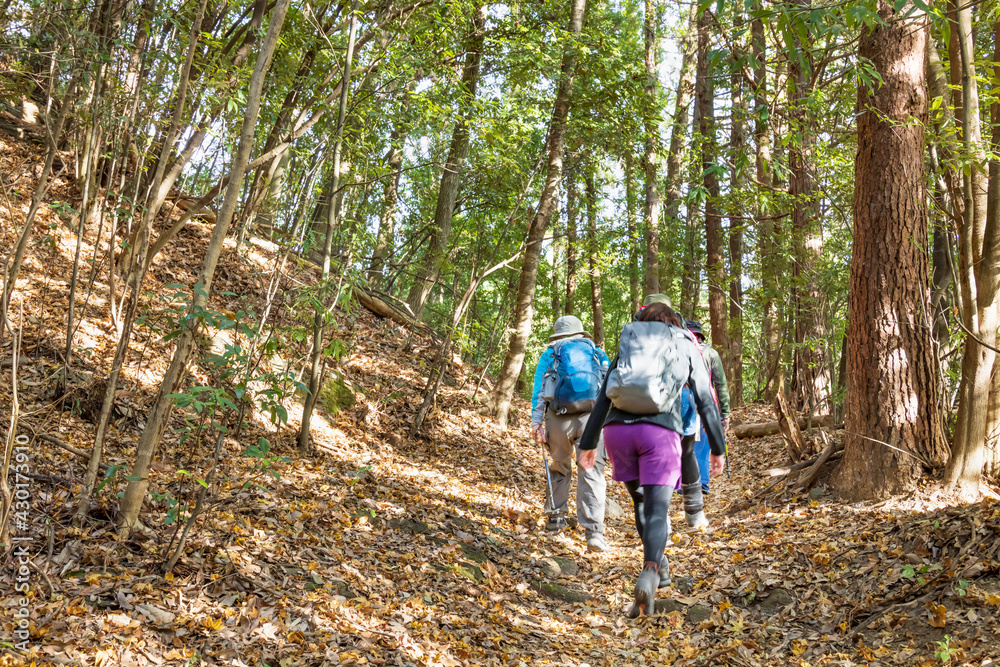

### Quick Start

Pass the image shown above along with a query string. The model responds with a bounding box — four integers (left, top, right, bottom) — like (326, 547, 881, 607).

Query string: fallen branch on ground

(760, 450, 843, 477)
(354, 286, 436, 339)
(796, 440, 845, 490)
(733, 414, 836, 439)
(34, 431, 108, 470)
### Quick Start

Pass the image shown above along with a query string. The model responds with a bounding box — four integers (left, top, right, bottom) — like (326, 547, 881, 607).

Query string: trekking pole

(537, 438, 557, 514)
(725, 438, 731, 479)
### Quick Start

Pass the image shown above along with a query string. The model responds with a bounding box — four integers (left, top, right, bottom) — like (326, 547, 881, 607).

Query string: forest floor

(1, 121, 1000, 667)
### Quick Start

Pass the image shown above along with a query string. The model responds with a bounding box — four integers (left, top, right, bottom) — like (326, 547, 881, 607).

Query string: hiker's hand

(532, 423, 546, 444)
(579, 448, 597, 471)
(710, 454, 725, 477)
(722, 418, 729, 431)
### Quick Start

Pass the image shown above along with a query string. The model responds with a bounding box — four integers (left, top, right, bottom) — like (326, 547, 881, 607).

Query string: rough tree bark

(490, 0, 587, 429)
(789, 0, 832, 415)
(833, 1, 948, 499)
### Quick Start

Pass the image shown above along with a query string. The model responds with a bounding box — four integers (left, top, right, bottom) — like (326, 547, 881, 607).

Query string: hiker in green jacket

(685, 319, 729, 494)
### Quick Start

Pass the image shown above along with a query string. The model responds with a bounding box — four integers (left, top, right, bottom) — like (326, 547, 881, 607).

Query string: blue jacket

(530, 335, 610, 424)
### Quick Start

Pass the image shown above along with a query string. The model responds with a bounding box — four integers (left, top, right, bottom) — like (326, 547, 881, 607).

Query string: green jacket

(701, 344, 730, 420)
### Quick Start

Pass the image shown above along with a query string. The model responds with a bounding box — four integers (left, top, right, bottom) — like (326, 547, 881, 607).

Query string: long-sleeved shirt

(530, 335, 610, 424)
(579, 325, 725, 456)
(701, 344, 730, 420)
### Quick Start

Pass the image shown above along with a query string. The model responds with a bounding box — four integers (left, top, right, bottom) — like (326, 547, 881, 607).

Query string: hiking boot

(586, 533, 609, 553)
(682, 482, 709, 529)
(658, 556, 672, 589)
(545, 516, 568, 532)
(628, 568, 660, 618)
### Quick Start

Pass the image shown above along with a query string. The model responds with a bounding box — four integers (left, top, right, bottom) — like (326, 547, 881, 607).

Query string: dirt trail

(1, 129, 998, 667)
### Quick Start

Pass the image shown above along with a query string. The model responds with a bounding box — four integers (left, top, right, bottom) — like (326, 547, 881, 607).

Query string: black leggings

(680, 434, 700, 486)
(623, 481, 673, 565)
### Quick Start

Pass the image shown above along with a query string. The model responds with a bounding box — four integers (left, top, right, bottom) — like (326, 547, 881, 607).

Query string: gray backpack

(605, 321, 683, 415)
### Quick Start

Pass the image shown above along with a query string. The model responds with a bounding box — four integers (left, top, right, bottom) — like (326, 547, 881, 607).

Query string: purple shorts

(603, 422, 682, 488)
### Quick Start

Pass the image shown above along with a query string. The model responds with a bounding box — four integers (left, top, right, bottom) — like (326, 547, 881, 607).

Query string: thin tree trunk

(625, 154, 640, 313)
(668, 3, 697, 312)
(369, 124, 405, 285)
(117, 0, 291, 535)
(727, 66, 745, 408)
(406, 4, 486, 319)
(1, 78, 77, 339)
(753, 8, 778, 400)
(565, 160, 579, 315)
(490, 0, 587, 429)
(834, 0, 948, 499)
(550, 229, 562, 319)
(585, 167, 604, 348)
(983, 19, 1000, 479)
(642, 0, 662, 295)
(789, 0, 832, 415)
(74, 0, 210, 525)
(298, 6, 359, 455)
(945, 1, 1000, 496)
(696, 9, 727, 358)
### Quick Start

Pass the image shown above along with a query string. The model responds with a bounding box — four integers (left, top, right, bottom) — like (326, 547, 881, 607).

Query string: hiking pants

(623, 481, 673, 565)
(680, 433, 700, 487)
(544, 411, 607, 536)
(694, 427, 711, 493)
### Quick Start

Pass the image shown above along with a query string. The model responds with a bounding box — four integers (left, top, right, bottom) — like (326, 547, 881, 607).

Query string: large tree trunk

(945, 4, 1000, 495)
(641, 0, 662, 295)
(490, 0, 587, 429)
(406, 4, 486, 319)
(696, 10, 727, 356)
(117, 0, 291, 534)
(585, 167, 604, 348)
(789, 0, 832, 415)
(834, 1, 948, 500)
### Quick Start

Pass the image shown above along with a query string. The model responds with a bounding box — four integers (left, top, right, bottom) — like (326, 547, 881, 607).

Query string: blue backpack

(541, 337, 604, 415)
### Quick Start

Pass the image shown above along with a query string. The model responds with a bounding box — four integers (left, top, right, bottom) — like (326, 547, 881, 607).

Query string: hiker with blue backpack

(577, 301, 726, 617)
(530, 315, 611, 552)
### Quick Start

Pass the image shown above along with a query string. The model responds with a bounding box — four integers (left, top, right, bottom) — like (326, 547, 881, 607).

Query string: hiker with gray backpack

(530, 315, 611, 552)
(684, 319, 730, 498)
(577, 301, 725, 617)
